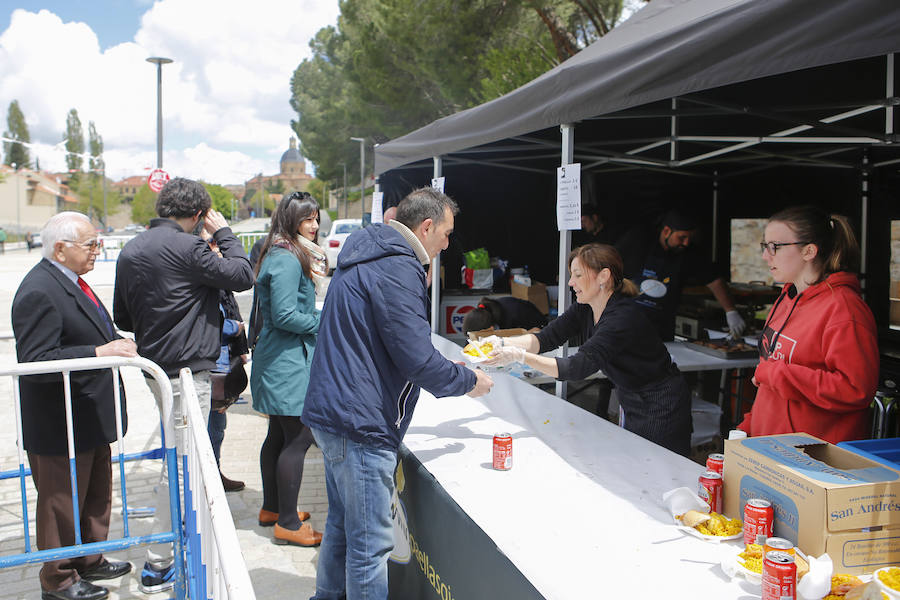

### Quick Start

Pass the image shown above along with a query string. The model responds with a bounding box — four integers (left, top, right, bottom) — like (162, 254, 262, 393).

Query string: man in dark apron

(616, 209, 744, 341)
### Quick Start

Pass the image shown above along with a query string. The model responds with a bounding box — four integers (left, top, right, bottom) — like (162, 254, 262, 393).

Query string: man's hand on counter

(468, 368, 494, 397)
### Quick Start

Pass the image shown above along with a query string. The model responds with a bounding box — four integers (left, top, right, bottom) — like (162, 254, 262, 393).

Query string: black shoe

(79, 559, 132, 581)
(41, 580, 109, 600)
(221, 472, 245, 492)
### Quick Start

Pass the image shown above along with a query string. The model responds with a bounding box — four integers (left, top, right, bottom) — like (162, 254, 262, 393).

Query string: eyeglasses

(759, 241, 808, 255)
(62, 238, 104, 251)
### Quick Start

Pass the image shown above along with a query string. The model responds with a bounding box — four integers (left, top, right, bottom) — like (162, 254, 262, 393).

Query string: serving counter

(386, 334, 754, 599)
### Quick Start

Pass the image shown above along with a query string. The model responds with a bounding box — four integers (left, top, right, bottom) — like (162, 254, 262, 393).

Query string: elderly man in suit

(12, 212, 137, 600)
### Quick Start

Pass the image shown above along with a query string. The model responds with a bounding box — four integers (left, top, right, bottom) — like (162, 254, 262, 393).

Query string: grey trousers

(144, 370, 211, 569)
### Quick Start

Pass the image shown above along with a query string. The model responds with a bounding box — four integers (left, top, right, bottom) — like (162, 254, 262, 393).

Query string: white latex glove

(725, 310, 746, 337)
(484, 345, 525, 367)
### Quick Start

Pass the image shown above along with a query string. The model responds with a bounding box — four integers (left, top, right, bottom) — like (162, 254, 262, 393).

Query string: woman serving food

(483, 243, 692, 455)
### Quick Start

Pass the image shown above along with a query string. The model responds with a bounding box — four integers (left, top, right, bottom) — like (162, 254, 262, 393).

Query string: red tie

(77, 277, 99, 307)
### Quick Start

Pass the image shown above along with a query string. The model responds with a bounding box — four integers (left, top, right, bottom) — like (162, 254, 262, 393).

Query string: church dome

(280, 137, 303, 165)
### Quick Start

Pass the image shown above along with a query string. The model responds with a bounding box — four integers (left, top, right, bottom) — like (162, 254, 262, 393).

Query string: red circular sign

(147, 168, 170, 193)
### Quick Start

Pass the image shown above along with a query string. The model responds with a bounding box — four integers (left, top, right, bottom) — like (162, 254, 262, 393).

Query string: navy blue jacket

(302, 223, 476, 450)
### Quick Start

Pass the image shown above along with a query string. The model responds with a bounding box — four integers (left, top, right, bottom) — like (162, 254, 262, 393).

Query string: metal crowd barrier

(0, 355, 186, 596)
(179, 368, 256, 599)
(237, 232, 267, 255)
(0, 355, 256, 599)
(98, 234, 137, 262)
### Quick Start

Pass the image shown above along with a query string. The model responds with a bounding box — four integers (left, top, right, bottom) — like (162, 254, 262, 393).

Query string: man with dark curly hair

(113, 177, 254, 594)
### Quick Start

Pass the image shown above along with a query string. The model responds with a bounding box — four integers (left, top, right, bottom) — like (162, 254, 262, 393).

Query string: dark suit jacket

(12, 259, 127, 455)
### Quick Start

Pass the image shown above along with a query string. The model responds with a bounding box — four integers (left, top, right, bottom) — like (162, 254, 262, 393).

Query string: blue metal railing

(0, 355, 186, 598)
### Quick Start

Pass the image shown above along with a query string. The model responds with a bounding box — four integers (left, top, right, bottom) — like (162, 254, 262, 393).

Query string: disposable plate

(460, 348, 489, 364)
(673, 517, 743, 542)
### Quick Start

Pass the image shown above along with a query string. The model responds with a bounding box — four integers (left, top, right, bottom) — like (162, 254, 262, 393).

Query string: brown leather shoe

(273, 523, 322, 547)
(258, 508, 310, 526)
(220, 472, 245, 492)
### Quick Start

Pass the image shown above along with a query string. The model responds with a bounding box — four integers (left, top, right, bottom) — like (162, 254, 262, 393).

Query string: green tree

(65, 109, 84, 176)
(248, 189, 272, 217)
(306, 178, 326, 206)
(203, 183, 236, 218)
(73, 175, 122, 227)
(3, 100, 31, 168)
(131, 184, 158, 224)
(88, 121, 103, 174)
(289, 0, 625, 187)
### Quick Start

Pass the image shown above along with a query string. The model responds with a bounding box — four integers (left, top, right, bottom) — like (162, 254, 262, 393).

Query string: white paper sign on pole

(371, 191, 384, 224)
(556, 163, 582, 231)
(431, 177, 445, 193)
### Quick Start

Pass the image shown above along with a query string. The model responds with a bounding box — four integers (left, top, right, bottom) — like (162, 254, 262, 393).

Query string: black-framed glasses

(62, 238, 104, 251)
(759, 241, 808, 255)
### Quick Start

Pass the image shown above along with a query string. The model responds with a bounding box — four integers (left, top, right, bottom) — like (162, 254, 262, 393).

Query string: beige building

(0, 165, 78, 234)
(244, 137, 313, 194)
(111, 175, 146, 201)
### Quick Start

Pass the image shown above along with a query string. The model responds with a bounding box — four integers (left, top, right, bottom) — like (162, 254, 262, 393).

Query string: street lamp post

(257, 173, 263, 219)
(340, 162, 348, 219)
(101, 164, 107, 232)
(11, 162, 20, 237)
(351, 137, 365, 219)
(146, 57, 173, 169)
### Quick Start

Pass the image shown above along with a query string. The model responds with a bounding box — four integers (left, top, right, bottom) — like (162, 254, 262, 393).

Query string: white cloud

(0, 1, 338, 184)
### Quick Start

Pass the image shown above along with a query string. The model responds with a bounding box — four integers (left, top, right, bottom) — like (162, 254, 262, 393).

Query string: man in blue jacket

(303, 187, 493, 600)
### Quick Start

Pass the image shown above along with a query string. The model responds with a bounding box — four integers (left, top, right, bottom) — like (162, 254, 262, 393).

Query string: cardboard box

(724, 433, 900, 574)
(510, 280, 549, 315)
(467, 327, 528, 341)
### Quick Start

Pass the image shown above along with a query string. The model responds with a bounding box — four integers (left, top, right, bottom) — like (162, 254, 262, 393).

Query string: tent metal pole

(887, 53, 895, 136)
(861, 151, 869, 291)
(431, 156, 442, 333)
(712, 172, 719, 263)
(676, 105, 882, 166)
(670, 98, 678, 162)
(556, 124, 575, 400)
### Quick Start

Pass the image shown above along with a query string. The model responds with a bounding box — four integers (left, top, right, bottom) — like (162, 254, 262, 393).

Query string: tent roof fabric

(375, 0, 900, 175)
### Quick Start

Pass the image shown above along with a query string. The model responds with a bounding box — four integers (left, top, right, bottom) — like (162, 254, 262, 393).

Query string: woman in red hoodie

(738, 206, 878, 444)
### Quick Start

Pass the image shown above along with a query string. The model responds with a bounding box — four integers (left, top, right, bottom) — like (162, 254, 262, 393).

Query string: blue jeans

(311, 427, 397, 600)
(207, 408, 226, 466)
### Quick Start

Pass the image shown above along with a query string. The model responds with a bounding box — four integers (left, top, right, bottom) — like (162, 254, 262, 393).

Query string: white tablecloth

(402, 334, 757, 599)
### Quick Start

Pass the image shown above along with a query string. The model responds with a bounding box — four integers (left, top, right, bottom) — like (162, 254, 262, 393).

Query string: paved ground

(0, 248, 326, 599)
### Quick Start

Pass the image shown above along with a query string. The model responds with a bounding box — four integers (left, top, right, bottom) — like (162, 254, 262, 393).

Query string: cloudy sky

(0, 1, 340, 184)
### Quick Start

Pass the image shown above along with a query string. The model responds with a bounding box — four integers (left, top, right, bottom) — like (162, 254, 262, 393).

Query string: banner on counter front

(388, 446, 545, 600)
(556, 163, 581, 231)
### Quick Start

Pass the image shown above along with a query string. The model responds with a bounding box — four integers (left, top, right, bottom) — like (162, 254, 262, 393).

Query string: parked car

(30, 233, 42, 248)
(323, 218, 363, 274)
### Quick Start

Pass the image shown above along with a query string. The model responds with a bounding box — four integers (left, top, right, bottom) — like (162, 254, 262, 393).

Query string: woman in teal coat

(250, 192, 328, 547)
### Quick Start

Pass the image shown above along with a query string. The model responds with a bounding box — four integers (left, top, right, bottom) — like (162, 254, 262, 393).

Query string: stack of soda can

(762, 550, 796, 600)
(698, 453, 724, 512)
(744, 499, 775, 545)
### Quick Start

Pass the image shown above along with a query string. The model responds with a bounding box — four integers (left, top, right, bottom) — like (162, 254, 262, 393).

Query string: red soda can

(698, 470, 723, 513)
(762, 551, 796, 600)
(493, 433, 512, 470)
(744, 498, 775, 545)
(706, 453, 724, 476)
